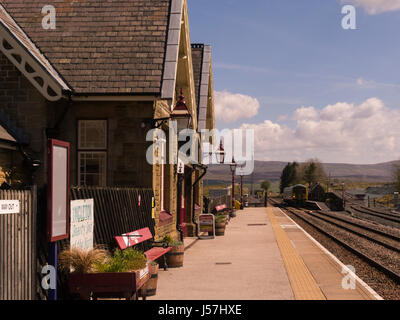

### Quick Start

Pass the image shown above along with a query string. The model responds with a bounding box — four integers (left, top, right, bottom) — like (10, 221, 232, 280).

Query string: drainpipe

(176, 173, 184, 242)
(192, 164, 207, 237)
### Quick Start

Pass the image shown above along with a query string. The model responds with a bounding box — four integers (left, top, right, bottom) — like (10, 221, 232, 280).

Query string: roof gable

(191, 43, 214, 131)
(0, 4, 70, 101)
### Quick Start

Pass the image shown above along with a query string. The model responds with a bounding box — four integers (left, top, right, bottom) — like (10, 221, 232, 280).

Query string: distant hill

(205, 160, 400, 185)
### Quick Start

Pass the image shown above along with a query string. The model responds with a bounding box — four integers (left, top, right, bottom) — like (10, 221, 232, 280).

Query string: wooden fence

(70, 186, 155, 251)
(0, 187, 37, 300)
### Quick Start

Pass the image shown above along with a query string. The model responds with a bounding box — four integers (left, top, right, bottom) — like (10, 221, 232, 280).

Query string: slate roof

(0, 0, 172, 95)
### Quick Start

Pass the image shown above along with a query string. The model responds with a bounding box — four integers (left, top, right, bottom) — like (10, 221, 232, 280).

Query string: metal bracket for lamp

(141, 117, 171, 129)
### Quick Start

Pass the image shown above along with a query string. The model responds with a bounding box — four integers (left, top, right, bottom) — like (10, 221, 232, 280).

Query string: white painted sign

(177, 157, 185, 174)
(70, 199, 94, 250)
(0, 200, 20, 214)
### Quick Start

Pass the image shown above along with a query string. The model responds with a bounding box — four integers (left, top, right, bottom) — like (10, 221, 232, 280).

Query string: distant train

(283, 184, 308, 205)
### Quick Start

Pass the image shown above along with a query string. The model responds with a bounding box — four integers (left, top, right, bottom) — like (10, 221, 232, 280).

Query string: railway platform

(150, 207, 381, 300)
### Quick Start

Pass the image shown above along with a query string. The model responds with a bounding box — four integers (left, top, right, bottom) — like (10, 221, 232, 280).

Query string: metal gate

(0, 186, 37, 300)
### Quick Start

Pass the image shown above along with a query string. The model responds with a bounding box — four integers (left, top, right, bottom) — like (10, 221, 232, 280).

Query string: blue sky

(188, 0, 400, 164)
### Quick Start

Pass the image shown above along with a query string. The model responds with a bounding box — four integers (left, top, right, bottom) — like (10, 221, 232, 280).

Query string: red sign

(47, 139, 70, 242)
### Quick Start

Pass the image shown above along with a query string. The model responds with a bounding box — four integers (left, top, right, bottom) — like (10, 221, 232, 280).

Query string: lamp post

(240, 174, 244, 210)
(171, 89, 192, 242)
(230, 158, 237, 213)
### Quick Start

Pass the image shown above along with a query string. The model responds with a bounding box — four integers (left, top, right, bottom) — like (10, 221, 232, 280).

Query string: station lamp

(171, 89, 192, 132)
(216, 139, 225, 164)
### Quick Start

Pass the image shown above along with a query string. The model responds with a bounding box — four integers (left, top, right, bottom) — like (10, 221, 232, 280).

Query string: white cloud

(341, 0, 400, 14)
(241, 98, 400, 164)
(214, 90, 260, 123)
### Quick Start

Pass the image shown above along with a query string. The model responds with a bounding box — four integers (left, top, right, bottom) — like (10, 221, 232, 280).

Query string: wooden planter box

(68, 265, 150, 300)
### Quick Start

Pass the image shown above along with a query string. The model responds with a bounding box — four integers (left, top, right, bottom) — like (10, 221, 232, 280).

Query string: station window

(78, 120, 107, 186)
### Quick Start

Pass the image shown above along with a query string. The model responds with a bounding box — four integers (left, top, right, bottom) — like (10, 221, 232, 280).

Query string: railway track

(304, 210, 400, 252)
(268, 198, 400, 294)
(349, 205, 400, 226)
(359, 206, 400, 219)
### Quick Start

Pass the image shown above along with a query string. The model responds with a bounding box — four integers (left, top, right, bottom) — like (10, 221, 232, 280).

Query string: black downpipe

(176, 174, 184, 242)
(192, 164, 207, 237)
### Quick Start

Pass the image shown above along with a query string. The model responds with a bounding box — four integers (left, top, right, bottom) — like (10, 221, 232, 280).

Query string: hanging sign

(70, 199, 94, 251)
(0, 200, 20, 214)
(198, 214, 215, 239)
(177, 157, 185, 174)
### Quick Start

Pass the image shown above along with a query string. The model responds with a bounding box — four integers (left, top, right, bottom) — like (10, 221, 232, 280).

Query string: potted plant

(59, 246, 150, 300)
(215, 215, 227, 236)
(163, 235, 184, 268)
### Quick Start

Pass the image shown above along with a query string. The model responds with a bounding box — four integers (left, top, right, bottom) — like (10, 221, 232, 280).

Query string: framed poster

(47, 139, 70, 242)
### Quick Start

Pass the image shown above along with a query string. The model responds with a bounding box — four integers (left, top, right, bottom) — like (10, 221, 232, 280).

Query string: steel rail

(350, 206, 400, 224)
(301, 210, 400, 253)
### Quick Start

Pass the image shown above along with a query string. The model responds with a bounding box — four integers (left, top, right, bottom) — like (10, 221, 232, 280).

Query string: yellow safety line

(267, 208, 326, 300)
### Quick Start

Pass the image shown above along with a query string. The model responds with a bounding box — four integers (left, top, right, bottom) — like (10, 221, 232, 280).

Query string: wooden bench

(115, 227, 172, 271)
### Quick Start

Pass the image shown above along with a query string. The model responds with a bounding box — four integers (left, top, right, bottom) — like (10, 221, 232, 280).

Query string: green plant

(94, 248, 147, 273)
(58, 246, 109, 274)
(215, 216, 226, 224)
(162, 235, 183, 247)
(150, 260, 158, 267)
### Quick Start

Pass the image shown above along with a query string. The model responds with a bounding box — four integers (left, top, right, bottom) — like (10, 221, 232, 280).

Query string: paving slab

(150, 207, 379, 300)
(150, 207, 294, 300)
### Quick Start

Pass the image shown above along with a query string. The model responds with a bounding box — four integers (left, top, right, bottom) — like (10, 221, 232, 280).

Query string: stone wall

(0, 51, 54, 186)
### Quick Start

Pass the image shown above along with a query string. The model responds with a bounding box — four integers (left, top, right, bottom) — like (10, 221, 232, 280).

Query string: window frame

(77, 119, 108, 187)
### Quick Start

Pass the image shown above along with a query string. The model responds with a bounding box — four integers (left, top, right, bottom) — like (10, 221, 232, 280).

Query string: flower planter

(68, 264, 150, 300)
(215, 222, 226, 236)
(139, 263, 159, 298)
(166, 244, 184, 268)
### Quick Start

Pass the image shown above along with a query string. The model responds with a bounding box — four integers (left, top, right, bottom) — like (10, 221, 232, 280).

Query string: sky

(187, 0, 400, 164)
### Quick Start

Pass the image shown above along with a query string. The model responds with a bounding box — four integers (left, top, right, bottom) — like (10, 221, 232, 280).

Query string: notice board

(47, 139, 70, 242)
(70, 199, 94, 250)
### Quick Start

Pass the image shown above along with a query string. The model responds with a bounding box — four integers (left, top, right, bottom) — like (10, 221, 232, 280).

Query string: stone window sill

(159, 210, 173, 226)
